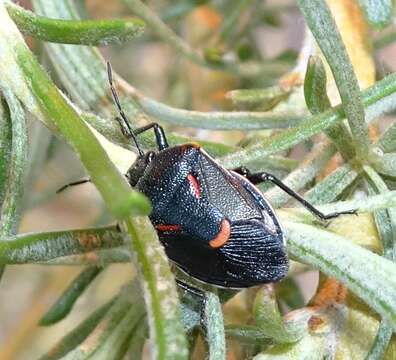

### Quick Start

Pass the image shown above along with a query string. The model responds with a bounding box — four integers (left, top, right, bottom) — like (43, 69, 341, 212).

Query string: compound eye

(146, 151, 156, 163)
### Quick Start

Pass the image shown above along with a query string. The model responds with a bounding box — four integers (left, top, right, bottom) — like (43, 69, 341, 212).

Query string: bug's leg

(114, 116, 133, 139)
(176, 279, 204, 298)
(56, 178, 91, 193)
(133, 123, 169, 151)
(232, 168, 356, 221)
(176, 280, 209, 329)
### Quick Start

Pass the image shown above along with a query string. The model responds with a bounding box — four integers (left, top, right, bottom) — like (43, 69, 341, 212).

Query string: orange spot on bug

(187, 174, 201, 198)
(209, 219, 231, 248)
(156, 224, 181, 232)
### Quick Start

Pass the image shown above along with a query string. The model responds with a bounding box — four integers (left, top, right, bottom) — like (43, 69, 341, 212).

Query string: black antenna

(106, 62, 144, 156)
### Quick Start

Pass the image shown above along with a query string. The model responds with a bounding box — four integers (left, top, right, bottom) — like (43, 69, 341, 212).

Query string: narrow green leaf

(179, 290, 201, 332)
(286, 222, 396, 329)
(202, 292, 226, 360)
(0, 226, 123, 264)
(0, 87, 28, 237)
(135, 95, 304, 130)
(6, 1, 145, 46)
(304, 163, 359, 205)
(253, 330, 329, 360)
(125, 318, 148, 359)
(220, 72, 396, 168)
(253, 285, 307, 343)
(298, 0, 370, 160)
(265, 141, 336, 208)
(370, 149, 396, 177)
(283, 191, 396, 224)
(364, 166, 396, 260)
(61, 282, 145, 360)
(81, 109, 235, 158)
(125, 217, 188, 360)
(365, 321, 393, 360)
(0, 98, 12, 205)
(42, 247, 130, 266)
(276, 277, 305, 310)
(88, 312, 145, 360)
(39, 298, 115, 360)
(378, 122, 396, 153)
(40, 266, 103, 326)
(304, 55, 355, 159)
(358, 0, 393, 29)
(364, 166, 396, 359)
(226, 86, 289, 110)
(374, 28, 396, 49)
(225, 324, 271, 345)
(304, 56, 331, 113)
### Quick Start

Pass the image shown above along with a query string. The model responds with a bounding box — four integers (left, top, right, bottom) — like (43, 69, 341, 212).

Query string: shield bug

(60, 63, 356, 289)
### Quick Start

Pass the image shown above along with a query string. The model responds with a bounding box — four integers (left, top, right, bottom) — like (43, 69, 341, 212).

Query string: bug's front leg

(232, 167, 357, 221)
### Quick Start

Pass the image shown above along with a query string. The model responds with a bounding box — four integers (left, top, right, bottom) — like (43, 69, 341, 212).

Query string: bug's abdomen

(160, 218, 288, 288)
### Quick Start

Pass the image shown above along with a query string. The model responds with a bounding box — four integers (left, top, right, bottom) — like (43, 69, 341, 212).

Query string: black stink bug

(60, 63, 356, 289)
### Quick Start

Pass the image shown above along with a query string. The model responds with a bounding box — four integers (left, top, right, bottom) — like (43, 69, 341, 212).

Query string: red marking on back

(187, 174, 201, 198)
(155, 224, 181, 232)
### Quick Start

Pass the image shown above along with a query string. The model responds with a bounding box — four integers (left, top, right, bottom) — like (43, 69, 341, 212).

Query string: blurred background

(1, 1, 395, 359)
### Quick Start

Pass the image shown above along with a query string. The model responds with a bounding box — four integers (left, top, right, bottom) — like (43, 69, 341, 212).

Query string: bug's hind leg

(232, 167, 357, 221)
(133, 123, 169, 151)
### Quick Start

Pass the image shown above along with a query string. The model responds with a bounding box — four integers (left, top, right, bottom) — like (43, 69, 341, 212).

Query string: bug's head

(126, 151, 156, 186)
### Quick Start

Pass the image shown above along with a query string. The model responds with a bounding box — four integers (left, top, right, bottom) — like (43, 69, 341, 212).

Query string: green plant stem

(125, 217, 188, 360)
(298, 0, 370, 161)
(220, 72, 396, 168)
(0, 226, 123, 264)
(5, 1, 145, 46)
